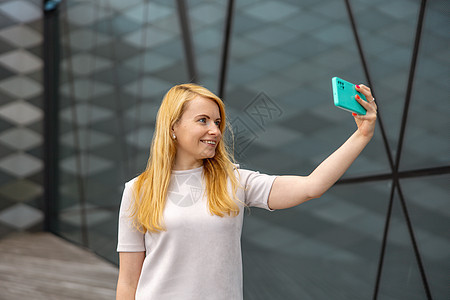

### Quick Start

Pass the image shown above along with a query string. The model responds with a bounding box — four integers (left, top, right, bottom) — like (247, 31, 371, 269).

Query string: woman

(116, 83, 377, 299)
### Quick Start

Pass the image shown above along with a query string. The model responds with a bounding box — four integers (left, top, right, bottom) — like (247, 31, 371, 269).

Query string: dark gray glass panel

(57, 170, 83, 245)
(187, 0, 227, 93)
(349, 0, 421, 160)
(400, 175, 450, 299)
(57, 0, 189, 256)
(377, 191, 427, 300)
(399, 0, 450, 171)
(87, 211, 119, 264)
(226, 0, 390, 178)
(57, 206, 84, 246)
(242, 180, 390, 299)
(57, 218, 84, 246)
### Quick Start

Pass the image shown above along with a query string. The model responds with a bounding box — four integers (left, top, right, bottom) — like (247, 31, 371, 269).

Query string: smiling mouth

(201, 140, 216, 146)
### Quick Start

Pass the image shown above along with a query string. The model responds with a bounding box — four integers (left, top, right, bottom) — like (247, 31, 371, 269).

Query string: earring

(172, 133, 176, 139)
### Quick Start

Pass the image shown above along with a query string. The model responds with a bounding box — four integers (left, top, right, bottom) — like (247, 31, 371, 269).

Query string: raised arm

(116, 252, 145, 300)
(268, 84, 377, 210)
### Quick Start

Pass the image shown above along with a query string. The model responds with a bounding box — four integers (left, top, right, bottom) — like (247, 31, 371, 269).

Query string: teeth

(202, 140, 216, 145)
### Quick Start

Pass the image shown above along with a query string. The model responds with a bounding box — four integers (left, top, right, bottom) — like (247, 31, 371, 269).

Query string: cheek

(183, 127, 203, 144)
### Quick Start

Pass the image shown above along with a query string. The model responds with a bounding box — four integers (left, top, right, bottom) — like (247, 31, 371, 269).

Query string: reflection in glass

(377, 191, 428, 299)
(399, 0, 450, 171)
(226, 0, 390, 177)
(399, 175, 450, 299)
(57, 0, 189, 255)
(187, 0, 227, 93)
(349, 0, 420, 159)
(50, 2, 449, 299)
(242, 180, 390, 299)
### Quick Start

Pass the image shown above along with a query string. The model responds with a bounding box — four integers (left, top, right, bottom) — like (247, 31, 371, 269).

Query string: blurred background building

(0, 0, 448, 299)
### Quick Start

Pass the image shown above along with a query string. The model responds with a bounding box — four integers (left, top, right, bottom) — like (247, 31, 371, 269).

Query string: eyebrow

(195, 114, 221, 120)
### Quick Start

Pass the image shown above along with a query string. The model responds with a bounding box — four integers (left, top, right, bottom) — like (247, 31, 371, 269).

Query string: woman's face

(172, 95, 222, 170)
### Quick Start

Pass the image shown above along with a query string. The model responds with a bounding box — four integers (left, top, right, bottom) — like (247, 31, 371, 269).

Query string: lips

(201, 140, 217, 146)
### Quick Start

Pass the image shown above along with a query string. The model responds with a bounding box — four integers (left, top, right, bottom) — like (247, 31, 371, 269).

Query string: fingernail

(352, 113, 357, 116)
(356, 95, 360, 99)
(356, 85, 360, 88)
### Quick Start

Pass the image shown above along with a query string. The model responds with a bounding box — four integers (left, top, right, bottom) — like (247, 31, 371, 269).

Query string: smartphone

(332, 77, 367, 115)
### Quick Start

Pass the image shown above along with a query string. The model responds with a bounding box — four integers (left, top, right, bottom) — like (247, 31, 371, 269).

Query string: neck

(172, 160, 203, 171)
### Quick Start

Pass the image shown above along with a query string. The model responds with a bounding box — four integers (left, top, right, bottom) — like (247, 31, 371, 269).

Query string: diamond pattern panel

(0, 49, 42, 73)
(0, 24, 42, 48)
(0, 1, 443, 299)
(350, 0, 420, 158)
(0, 203, 43, 230)
(377, 193, 429, 300)
(60, 53, 113, 76)
(54, 0, 190, 263)
(0, 100, 42, 126)
(226, 0, 391, 178)
(0, 127, 42, 150)
(243, 180, 390, 299)
(0, 0, 41, 23)
(0, 1, 44, 236)
(0, 153, 43, 178)
(66, 2, 113, 26)
(0, 179, 42, 202)
(186, 0, 227, 92)
(243, 1, 300, 22)
(0, 76, 42, 99)
(399, 0, 450, 170)
(399, 176, 450, 297)
(60, 203, 114, 227)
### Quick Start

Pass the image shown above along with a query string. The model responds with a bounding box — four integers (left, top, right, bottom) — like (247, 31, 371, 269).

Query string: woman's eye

(198, 118, 220, 126)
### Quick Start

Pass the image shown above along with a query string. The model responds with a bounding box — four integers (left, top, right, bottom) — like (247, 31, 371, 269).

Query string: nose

(208, 123, 221, 137)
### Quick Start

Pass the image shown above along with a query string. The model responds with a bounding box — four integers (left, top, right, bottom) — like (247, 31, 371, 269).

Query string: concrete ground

(0, 232, 118, 300)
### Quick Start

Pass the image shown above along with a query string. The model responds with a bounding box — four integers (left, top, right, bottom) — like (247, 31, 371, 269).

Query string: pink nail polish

(356, 85, 360, 89)
(356, 95, 360, 99)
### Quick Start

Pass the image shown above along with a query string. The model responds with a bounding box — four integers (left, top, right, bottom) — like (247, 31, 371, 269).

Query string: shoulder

(233, 164, 267, 184)
(124, 176, 139, 191)
(233, 163, 260, 176)
(126, 176, 139, 185)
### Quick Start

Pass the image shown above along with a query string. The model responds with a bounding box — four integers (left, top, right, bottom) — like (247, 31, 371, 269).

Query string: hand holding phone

(332, 77, 367, 115)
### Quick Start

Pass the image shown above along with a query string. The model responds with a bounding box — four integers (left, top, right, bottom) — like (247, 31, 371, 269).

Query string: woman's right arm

(116, 251, 145, 300)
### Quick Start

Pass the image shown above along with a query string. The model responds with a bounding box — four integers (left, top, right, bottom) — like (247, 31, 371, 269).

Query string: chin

(204, 154, 216, 159)
(200, 151, 216, 159)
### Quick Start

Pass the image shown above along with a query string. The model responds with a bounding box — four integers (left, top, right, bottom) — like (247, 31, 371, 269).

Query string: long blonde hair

(131, 83, 245, 233)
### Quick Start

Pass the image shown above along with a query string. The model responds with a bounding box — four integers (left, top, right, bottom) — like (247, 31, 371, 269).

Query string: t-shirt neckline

(171, 165, 203, 175)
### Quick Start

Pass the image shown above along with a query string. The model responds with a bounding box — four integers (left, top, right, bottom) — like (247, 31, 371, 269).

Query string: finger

(355, 84, 374, 101)
(352, 112, 365, 119)
(362, 95, 378, 112)
(355, 94, 374, 111)
(353, 105, 377, 117)
(352, 113, 376, 122)
(371, 100, 378, 110)
(356, 84, 371, 94)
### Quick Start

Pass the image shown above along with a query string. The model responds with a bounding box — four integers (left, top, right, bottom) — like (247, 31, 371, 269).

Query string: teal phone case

(332, 77, 367, 115)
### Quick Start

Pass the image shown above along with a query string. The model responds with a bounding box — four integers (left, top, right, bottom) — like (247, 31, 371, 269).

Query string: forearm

(116, 252, 144, 300)
(307, 130, 372, 198)
(116, 281, 137, 300)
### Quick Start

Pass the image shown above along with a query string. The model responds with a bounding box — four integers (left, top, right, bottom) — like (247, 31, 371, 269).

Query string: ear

(171, 121, 179, 133)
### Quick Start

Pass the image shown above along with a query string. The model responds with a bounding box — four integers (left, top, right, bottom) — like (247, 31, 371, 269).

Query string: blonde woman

(116, 83, 377, 299)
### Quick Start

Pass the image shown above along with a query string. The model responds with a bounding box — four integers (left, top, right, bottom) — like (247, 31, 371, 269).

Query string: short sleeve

(117, 180, 146, 252)
(237, 168, 278, 211)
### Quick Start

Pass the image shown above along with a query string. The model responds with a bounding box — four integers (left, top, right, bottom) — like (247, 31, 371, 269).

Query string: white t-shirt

(117, 165, 277, 300)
